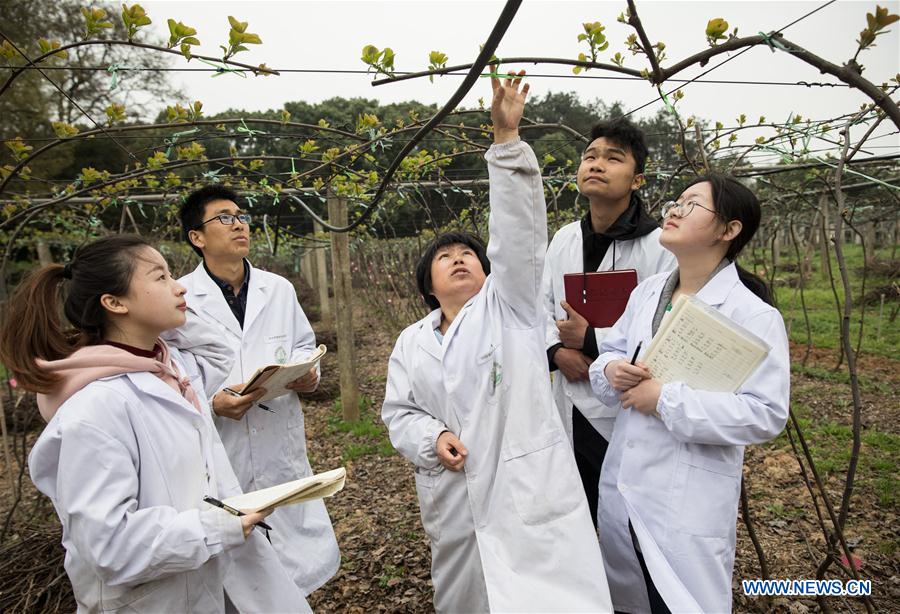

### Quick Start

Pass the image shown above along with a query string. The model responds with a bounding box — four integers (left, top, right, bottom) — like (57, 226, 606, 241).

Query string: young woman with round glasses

(588, 174, 790, 613)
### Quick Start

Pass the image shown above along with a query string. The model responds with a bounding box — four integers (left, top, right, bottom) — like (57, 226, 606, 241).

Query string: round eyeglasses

(660, 200, 716, 220)
(197, 213, 252, 228)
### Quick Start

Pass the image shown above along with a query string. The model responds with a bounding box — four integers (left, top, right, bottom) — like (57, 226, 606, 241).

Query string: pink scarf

(35, 340, 201, 421)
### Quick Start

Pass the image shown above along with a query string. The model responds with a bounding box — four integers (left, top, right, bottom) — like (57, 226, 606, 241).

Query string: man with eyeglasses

(174, 185, 340, 599)
(542, 118, 676, 533)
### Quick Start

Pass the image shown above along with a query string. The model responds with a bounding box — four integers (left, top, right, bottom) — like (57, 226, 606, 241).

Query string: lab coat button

(618, 483, 627, 493)
(627, 440, 635, 449)
(251, 428, 258, 435)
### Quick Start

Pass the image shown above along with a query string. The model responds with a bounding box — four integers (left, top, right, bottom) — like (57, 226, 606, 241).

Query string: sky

(136, 0, 900, 158)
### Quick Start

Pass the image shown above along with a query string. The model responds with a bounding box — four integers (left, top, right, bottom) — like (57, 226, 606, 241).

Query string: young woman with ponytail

(588, 174, 790, 613)
(0, 235, 309, 612)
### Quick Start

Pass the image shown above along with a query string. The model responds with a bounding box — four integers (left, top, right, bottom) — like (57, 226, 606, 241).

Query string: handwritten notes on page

(642, 295, 771, 392)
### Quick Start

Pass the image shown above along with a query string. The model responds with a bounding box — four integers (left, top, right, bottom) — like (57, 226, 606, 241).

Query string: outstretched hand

(490, 67, 529, 144)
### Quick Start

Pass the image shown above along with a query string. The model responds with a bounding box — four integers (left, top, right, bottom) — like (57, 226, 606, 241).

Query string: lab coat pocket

(264, 334, 290, 365)
(414, 467, 442, 541)
(503, 430, 581, 525)
(675, 452, 741, 538)
(99, 574, 177, 612)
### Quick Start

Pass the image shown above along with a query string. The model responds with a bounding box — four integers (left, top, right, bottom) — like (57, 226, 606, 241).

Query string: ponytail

(0, 265, 79, 392)
(0, 234, 151, 393)
(686, 173, 773, 306)
(736, 264, 773, 306)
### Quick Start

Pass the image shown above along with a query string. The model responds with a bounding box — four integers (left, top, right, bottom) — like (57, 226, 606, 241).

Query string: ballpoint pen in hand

(223, 387, 274, 413)
(203, 495, 273, 531)
(629, 341, 643, 365)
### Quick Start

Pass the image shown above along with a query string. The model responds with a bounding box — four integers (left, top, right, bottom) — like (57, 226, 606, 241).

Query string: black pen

(223, 387, 274, 413)
(630, 341, 643, 365)
(203, 495, 273, 531)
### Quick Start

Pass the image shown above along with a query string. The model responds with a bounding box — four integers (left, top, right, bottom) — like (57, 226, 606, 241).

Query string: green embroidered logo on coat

(491, 360, 503, 393)
(274, 345, 287, 364)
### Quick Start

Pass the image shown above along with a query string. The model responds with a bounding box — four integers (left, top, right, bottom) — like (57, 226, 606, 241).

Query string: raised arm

(484, 70, 547, 326)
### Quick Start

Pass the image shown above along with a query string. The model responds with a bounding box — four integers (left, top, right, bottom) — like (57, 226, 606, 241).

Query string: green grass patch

(772, 408, 899, 508)
(766, 244, 898, 359)
(342, 442, 379, 462)
(377, 564, 406, 588)
(329, 393, 398, 462)
(876, 538, 898, 557)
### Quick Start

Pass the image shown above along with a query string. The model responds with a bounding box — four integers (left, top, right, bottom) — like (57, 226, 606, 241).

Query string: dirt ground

(0, 305, 896, 612)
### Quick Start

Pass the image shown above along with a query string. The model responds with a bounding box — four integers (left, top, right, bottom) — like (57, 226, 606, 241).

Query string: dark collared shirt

(204, 259, 251, 328)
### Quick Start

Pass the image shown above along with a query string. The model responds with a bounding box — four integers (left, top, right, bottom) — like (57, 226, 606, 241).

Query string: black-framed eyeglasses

(196, 213, 252, 228)
(660, 200, 716, 220)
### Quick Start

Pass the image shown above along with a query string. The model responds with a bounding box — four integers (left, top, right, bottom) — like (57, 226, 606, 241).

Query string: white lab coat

(589, 263, 790, 613)
(382, 139, 613, 613)
(178, 262, 340, 595)
(543, 221, 675, 441)
(28, 339, 310, 613)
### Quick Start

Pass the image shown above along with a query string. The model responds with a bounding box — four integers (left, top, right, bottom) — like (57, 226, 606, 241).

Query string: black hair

(179, 185, 240, 257)
(0, 234, 153, 392)
(415, 232, 490, 310)
(587, 117, 649, 174)
(686, 173, 773, 305)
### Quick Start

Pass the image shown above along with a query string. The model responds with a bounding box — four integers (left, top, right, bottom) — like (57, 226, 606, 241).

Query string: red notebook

(563, 269, 638, 327)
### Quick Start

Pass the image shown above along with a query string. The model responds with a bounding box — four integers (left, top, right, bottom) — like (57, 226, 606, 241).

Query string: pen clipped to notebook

(203, 495, 273, 531)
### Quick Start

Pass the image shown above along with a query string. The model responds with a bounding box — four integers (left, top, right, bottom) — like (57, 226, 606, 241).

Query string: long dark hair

(0, 234, 152, 392)
(686, 173, 772, 305)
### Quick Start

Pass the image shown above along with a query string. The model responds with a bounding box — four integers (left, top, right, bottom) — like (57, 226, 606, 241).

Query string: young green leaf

(51, 121, 79, 138)
(0, 40, 18, 60)
(167, 19, 199, 49)
(81, 7, 114, 39)
(705, 17, 729, 46)
(37, 38, 68, 59)
(121, 4, 152, 40)
(105, 103, 127, 125)
(223, 16, 262, 59)
(5, 137, 33, 162)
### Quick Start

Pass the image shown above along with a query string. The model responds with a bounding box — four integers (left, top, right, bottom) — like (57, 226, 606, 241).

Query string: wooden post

(327, 193, 359, 422)
(313, 221, 332, 328)
(300, 246, 315, 288)
(36, 239, 53, 267)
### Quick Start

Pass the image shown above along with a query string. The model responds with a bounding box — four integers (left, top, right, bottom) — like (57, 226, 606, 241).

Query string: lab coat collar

(241, 261, 269, 332)
(125, 371, 204, 418)
(416, 309, 444, 361)
(694, 261, 740, 307)
(189, 260, 253, 337)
